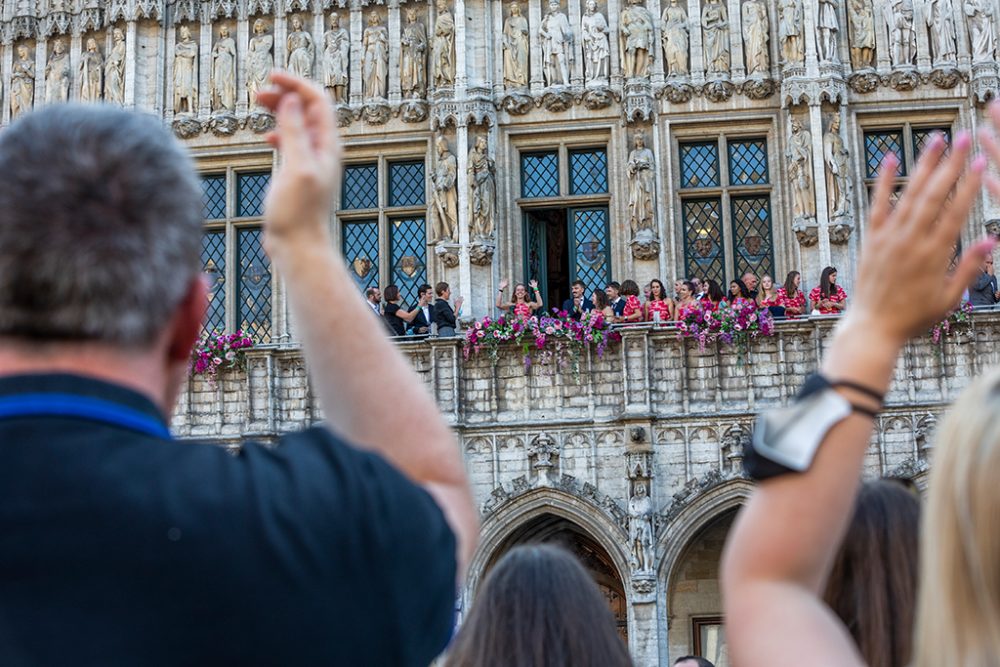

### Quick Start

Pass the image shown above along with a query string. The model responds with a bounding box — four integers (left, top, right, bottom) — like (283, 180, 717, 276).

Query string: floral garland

(676, 299, 776, 359)
(930, 301, 974, 345)
(190, 330, 255, 381)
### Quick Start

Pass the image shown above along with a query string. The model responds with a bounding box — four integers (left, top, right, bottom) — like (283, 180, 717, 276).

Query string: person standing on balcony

(562, 279, 595, 321)
(645, 278, 675, 323)
(496, 279, 543, 318)
(969, 254, 999, 306)
(606, 281, 626, 318)
(433, 281, 463, 336)
(408, 283, 435, 337)
(810, 266, 847, 315)
(619, 279, 643, 323)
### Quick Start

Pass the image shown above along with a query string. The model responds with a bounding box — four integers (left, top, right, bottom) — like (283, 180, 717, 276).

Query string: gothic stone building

(4, 0, 999, 663)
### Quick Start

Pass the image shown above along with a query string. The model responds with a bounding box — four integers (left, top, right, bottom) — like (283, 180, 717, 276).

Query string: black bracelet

(829, 378, 885, 406)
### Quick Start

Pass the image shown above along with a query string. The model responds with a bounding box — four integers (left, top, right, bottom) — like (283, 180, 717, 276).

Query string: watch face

(752, 388, 853, 472)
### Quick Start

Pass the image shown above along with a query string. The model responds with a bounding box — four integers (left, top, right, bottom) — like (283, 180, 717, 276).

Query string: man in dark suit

(606, 281, 626, 318)
(970, 255, 999, 306)
(0, 75, 477, 666)
(408, 283, 435, 337)
(561, 279, 595, 320)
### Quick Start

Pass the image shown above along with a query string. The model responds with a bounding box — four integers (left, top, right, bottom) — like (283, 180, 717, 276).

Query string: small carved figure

(620, 0, 655, 79)
(174, 25, 199, 113)
(429, 136, 458, 244)
(287, 15, 315, 79)
(246, 19, 274, 107)
(582, 0, 610, 86)
(45, 38, 71, 104)
(702, 0, 731, 75)
(628, 482, 654, 573)
(362, 11, 389, 99)
(778, 0, 804, 64)
(503, 2, 530, 88)
(787, 118, 816, 220)
(468, 136, 496, 238)
(847, 0, 876, 68)
(742, 0, 769, 75)
(541, 0, 573, 86)
(432, 0, 456, 87)
(11, 44, 35, 119)
(817, 0, 839, 63)
(824, 115, 850, 218)
(661, 0, 689, 76)
(79, 37, 103, 102)
(212, 25, 237, 112)
(627, 131, 656, 236)
(324, 14, 350, 103)
(965, 0, 997, 62)
(884, 0, 917, 67)
(926, 0, 958, 63)
(401, 8, 427, 98)
(105, 28, 126, 105)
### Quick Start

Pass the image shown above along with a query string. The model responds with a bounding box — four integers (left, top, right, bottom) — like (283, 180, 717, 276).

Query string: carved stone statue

(824, 115, 850, 218)
(324, 14, 350, 103)
(287, 15, 315, 79)
(661, 0, 689, 76)
(211, 25, 237, 112)
(540, 0, 572, 86)
(926, 0, 958, 63)
(627, 131, 656, 236)
(817, 0, 839, 63)
(847, 0, 876, 69)
(582, 0, 610, 86)
(246, 20, 273, 108)
(702, 0, 731, 75)
(965, 0, 997, 62)
(503, 2, 530, 88)
(468, 136, 496, 238)
(628, 482, 654, 573)
(174, 25, 199, 113)
(401, 8, 427, 98)
(620, 0, 655, 79)
(778, 0, 804, 65)
(742, 0, 769, 75)
(105, 28, 126, 105)
(787, 118, 816, 220)
(432, 0, 456, 87)
(362, 11, 389, 99)
(11, 44, 35, 119)
(45, 38, 71, 104)
(429, 136, 458, 244)
(79, 37, 103, 102)
(884, 0, 916, 67)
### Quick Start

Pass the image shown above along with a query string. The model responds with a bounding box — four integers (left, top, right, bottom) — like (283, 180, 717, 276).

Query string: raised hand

(499, 279, 509, 291)
(529, 279, 539, 289)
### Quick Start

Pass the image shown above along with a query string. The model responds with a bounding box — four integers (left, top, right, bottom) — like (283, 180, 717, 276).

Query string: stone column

(388, 0, 402, 102)
(609, 0, 624, 87)
(199, 19, 213, 117)
(651, 121, 669, 276)
(528, 0, 544, 91)
(349, 0, 363, 104)
(456, 123, 473, 318)
(656, 119, 675, 279)
(492, 0, 504, 96)
(236, 16, 250, 115)
(809, 103, 832, 268)
(164, 24, 177, 120)
(687, 0, 704, 83)
(313, 9, 325, 81)
(726, 0, 744, 78)
(803, 0, 818, 75)
(915, 0, 931, 70)
(568, 0, 585, 87)
(34, 39, 46, 107)
(126, 21, 141, 108)
(69, 32, 82, 102)
(455, 0, 468, 94)
(874, 0, 891, 72)
(648, 0, 665, 84)
(1, 43, 11, 124)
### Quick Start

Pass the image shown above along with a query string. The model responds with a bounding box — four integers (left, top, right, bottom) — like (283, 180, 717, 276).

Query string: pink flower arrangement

(676, 299, 775, 358)
(190, 330, 255, 382)
(930, 301, 974, 345)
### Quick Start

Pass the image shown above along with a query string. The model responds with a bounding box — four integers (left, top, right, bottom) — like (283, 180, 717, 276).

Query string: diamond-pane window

(389, 161, 426, 207)
(237, 228, 271, 343)
(680, 142, 720, 188)
(569, 149, 609, 195)
(342, 163, 379, 210)
(730, 196, 774, 280)
(342, 221, 380, 292)
(728, 140, 769, 185)
(202, 175, 226, 219)
(913, 127, 951, 158)
(571, 208, 610, 295)
(390, 217, 427, 306)
(521, 151, 560, 198)
(201, 231, 227, 332)
(237, 172, 270, 217)
(682, 199, 725, 287)
(863, 131, 905, 178)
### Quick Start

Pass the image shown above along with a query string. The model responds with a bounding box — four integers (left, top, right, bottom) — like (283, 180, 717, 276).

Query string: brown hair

(823, 479, 921, 667)
(383, 284, 401, 302)
(782, 270, 800, 296)
(620, 279, 640, 297)
(435, 281, 450, 297)
(445, 544, 632, 667)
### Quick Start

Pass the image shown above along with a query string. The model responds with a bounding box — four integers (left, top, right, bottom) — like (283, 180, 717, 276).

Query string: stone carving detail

(721, 424, 749, 473)
(926, 0, 958, 64)
(468, 135, 496, 239)
(965, 0, 997, 62)
(287, 15, 315, 79)
(212, 25, 237, 112)
(45, 38, 71, 104)
(986, 218, 1000, 238)
(817, 0, 839, 63)
(887, 68, 921, 90)
(429, 136, 458, 245)
(824, 115, 851, 220)
(787, 116, 816, 224)
(620, 0, 655, 79)
(660, 0, 689, 77)
(171, 116, 202, 138)
(583, 86, 616, 108)
(848, 0, 876, 69)
(246, 111, 276, 133)
(435, 244, 460, 268)
(541, 89, 574, 111)
(469, 240, 495, 266)
(702, 0, 730, 75)
(929, 67, 963, 89)
(741, 0, 769, 76)
(362, 11, 389, 100)
(401, 99, 429, 122)
(741, 77, 775, 99)
(105, 28, 126, 105)
(662, 80, 694, 102)
(78, 38, 103, 104)
(432, 0, 456, 88)
(247, 20, 273, 108)
(324, 14, 350, 104)
(209, 112, 239, 135)
(504, 2, 530, 89)
(884, 0, 917, 68)
(793, 219, 819, 246)
(174, 26, 199, 114)
(401, 8, 427, 98)
(540, 0, 573, 87)
(702, 78, 734, 101)
(829, 220, 854, 243)
(11, 44, 35, 119)
(627, 130, 656, 238)
(361, 101, 391, 124)
(528, 433, 560, 486)
(848, 70, 880, 93)
(582, 0, 610, 86)
(501, 91, 534, 114)
(627, 481, 654, 572)
(777, 0, 803, 65)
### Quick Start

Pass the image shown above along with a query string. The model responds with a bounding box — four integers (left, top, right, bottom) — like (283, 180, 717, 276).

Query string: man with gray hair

(0, 73, 478, 665)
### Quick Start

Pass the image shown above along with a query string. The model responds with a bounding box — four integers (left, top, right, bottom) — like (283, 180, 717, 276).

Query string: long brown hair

(445, 544, 633, 667)
(823, 479, 921, 667)
(782, 270, 800, 297)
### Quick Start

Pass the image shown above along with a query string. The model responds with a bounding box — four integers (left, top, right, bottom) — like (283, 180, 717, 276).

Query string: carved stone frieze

(76, 8, 102, 31)
(986, 219, 1000, 238)
(622, 87, 655, 124)
(361, 101, 391, 124)
(792, 218, 819, 246)
(336, 105, 355, 127)
(915, 414, 938, 459)
(39, 11, 71, 37)
(469, 241, 495, 266)
(245, 111, 276, 133)
(171, 116, 202, 139)
(740, 77, 775, 100)
(848, 71, 880, 94)
(173, 0, 200, 23)
(400, 99, 429, 123)
(631, 574, 656, 596)
(208, 0, 239, 19)
(721, 424, 750, 473)
(246, 0, 275, 15)
(208, 113, 239, 136)
(500, 92, 533, 115)
(660, 81, 693, 104)
(541, 90, 574, 112)
(929, 67, 963, 90)
(9, 17, 37, 41)
(828, 220, 854, 244)
(435, 243, 460, 268)
(134, 0, 162, 20)
(630, 231, 660, 260)
(885, 69, 921, 92)
(701, 78, 734, 103)
(971, 62, 1000, 104)
(625, 449, 653, 480)
(582, 86, 616, 110)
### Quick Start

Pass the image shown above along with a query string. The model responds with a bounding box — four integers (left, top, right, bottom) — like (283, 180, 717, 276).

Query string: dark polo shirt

(0, 374, 456, 666)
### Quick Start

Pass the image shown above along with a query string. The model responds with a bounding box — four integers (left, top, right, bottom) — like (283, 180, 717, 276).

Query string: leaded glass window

(388, 161, 426, 207)
(680, 142, 720, 188)
(343, 221, 380, 291)
(913, 127, 952, 159)
(682, 199, 725, 285)
(237, 228, 271, 343)
(862, 122, 955, 206)
(570, 208, 610, 294)
(202, 175, 226, 219)
(237, 172, 270, 217)
(569, 149, 608, 195)
(201, 231, 227, 332)
(731, 196, 773, 279)
(521, 151, 560, 198)
(863, 131, 905, 178)
(342, 163, 379, 210)
(390, 217, 427, 305)
(728, 140, 768, 186)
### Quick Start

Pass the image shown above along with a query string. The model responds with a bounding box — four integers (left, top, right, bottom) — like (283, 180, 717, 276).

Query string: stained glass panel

(236, 172, 270, 218)
(728, 139, 769, 185)
(570, 208, 610, 296)
(342, 163, 379, 210)
(863, 131, 905, 178)
(569, 149, 609, 195)
(682, 198, 724, 287)
(237, 228, 272, 343)
(913, 126, 951, 159)
(730, 196, 774, 281)
(342, 221, 380, 292)
(521, 151, 560, 198)
(388, 161, 426, 207)
(202, 175, 226, 219)
(390, 217, 427, 306)
(201, 230, 227, 332)
(680, 142, 720, 188)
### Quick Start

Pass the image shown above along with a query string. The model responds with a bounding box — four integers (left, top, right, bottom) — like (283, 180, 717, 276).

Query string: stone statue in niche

(620, 0, 655, 80)
(661, 0, 689, 77)
(401, 8, 427, 98)
(582, 0, 610, 86)
(787, 118, 816, 221)
(884, 0, 916, 67)
(503, 2, 530, 88)
(362, 11, 389, 100)
(11, 44, 35, 119)
(432, 0, 456, 87)
(540, 0, 572, 86)
(741, 0, 769, 75)
(323, 14, 350, 104)
(429, 136, 458, 244)
(45, 38, 71, 104)
(628, 482, 654, 573)
(105, 28, 126, 105)
(246, 19, 273, 107)
(287, 15, 315, 79)
(817, 0, 839, 63)
(627, 131, 656, 236)
(702, 0, 731, 75)
(79, 37, 103, 102)
(777, 0, 803, 65)
(847, 0, 876, 69)
(926, 0, 958, 64)
(824, 115, 850, 219)
(174, 25, 199, 114)
(468, 136, 496, 238)
(965, 0, 997, 62)
(211, 25, 237, 112)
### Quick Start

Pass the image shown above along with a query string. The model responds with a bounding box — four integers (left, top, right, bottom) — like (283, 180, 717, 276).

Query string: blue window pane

(237, 228, 271, 343)
(342, 163, 379, 210)
(521, 152, 559, 198)
(237, 172, 270, 217)
(728, 139, 769, 185)
(201, 230, 226, 332)
(863, 131, 905, 178)
(913, 126, 951, 159)
(202, 175, 226, 219)
(682, 198, 724, 287)
(569, 149, 608, 195)
(390, 217, 427, 306)
(388, 161, 426, 207)
(680, 142, 720, 188)
(342, 221, 380, 292)
(571, 208, 609, 296)
(730, 195, 774, 280)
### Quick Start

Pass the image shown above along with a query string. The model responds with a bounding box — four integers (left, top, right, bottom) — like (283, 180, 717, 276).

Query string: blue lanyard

(0, 393, 171, 440)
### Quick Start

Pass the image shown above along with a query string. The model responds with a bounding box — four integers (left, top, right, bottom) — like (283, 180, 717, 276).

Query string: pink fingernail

(955, 131, 973, 149)
(973, 155, 988, 172)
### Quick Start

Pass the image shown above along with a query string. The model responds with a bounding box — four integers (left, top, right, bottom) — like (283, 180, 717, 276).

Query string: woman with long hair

(496, 278, 543, 318)
(756, 274, 779, 309)
(675, 280, 699, 320)
(809, 266, 847, 315)
(591, 289, 615, 322)
(382, 284, 418, 336)
(619, 279, 643, 323)
(702, 279, 725, 310)
(728, 278, 752, 307)
(645, 278, 675, 323)
(777, 270, 807, 318)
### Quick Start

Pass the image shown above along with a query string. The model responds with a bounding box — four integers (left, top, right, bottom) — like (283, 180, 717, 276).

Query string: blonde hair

(915, 369, 1000, 667)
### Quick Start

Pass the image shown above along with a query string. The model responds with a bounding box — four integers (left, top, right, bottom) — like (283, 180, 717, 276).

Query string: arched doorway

(484, 513, 629, 642)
